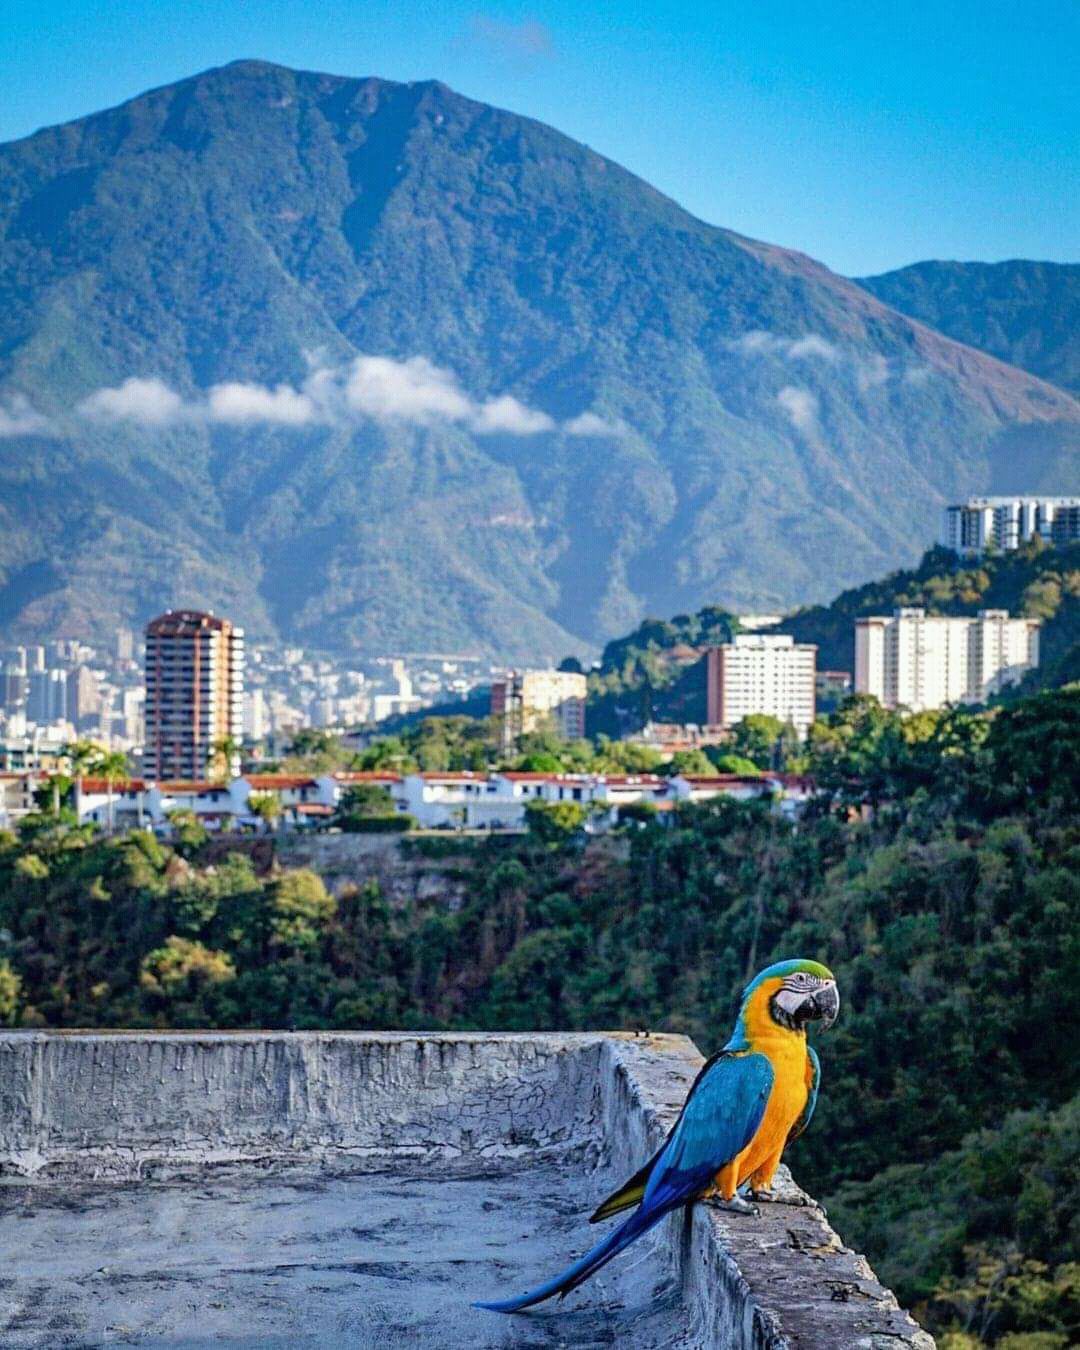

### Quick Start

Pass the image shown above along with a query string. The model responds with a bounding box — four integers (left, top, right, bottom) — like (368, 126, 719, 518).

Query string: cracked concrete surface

(0, 1031, 935, 1348)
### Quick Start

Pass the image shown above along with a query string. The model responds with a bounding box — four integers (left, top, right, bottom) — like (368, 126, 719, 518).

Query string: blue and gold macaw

(475, 957, 839, 1314)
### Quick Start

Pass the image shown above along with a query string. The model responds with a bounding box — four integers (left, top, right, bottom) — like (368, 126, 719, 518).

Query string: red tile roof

(78, 778, 148, 793)
(243, 774, 318, 789)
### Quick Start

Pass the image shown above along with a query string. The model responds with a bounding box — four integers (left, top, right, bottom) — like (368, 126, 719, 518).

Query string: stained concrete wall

(0, 1031, 933, 1348)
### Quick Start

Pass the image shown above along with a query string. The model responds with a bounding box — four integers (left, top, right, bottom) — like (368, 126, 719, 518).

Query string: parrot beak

(813, 980, 840, 1031)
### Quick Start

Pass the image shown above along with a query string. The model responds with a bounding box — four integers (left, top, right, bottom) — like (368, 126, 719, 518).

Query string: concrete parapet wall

(0, 1031, 933, 1348)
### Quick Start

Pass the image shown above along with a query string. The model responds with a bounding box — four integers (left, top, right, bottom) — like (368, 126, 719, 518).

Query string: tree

(247, 792, 283, 832)
(333, 783, 399, 832)
(166, 809, 208, 854)
(524, 799, 587, 843)
(65, 740, 100, 818)
(208, 736, 240, 782)
(730, 715, 787, 769)
(709, 752, 761, 775)
(667, 748, 716, 776)
(0, 959, 21, 1026)
(92, 749, 130, 834)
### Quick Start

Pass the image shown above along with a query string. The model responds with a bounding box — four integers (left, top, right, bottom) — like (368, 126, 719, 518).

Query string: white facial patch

(774, 987, 807, 1017)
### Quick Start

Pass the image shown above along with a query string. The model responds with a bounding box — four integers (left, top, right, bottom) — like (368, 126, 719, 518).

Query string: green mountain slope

(2, 60, 1078, 657)
(858, 259, 1080, 396)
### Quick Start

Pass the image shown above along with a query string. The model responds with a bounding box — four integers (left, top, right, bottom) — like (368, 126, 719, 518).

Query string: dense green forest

(1, 686, 1078, 1347)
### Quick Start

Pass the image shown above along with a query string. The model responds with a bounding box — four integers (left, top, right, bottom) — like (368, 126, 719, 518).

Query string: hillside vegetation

(1, 61, 1078, 656)
(2, 685, 1078, 1346)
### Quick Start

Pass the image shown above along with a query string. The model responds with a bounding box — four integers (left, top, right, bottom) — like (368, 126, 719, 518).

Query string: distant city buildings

(944, 497, 1080, 555)
(855, 608, 1039, 711)
(370, 659, 422, 722)
(705, 635, 817, 737)
(144, 610, 245, 781)
(490, 669, 588, 747)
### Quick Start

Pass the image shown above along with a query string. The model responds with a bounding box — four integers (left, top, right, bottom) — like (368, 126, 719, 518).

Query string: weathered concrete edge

(0, 1030, 616, 1175)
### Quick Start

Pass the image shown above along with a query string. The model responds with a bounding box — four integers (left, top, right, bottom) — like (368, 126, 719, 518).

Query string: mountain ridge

(1, 60, 1078, 657)
(858, 257, 1080, 397)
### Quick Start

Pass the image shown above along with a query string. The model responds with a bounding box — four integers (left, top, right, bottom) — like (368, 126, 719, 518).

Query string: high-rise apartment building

(705, 635, 817, 737)
(27, 669, 69, 725)
(855, 608, 1039, 711)
(144, 610, 244, 781)
(491, 669, 588, 747)
(944, 497, 1080, 554)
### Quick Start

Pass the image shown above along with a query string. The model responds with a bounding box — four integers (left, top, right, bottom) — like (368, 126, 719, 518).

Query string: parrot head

(745, 958, 840, 1033)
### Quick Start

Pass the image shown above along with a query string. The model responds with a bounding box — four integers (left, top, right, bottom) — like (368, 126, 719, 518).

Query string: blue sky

(2, 0, 1076, 276)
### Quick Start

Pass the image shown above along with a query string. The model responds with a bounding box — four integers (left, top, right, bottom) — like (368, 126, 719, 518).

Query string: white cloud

(730, 330, 838, 362)
(787, 334, 838, 362)
(0, 395, 52, 438)
(207, 381, 317, 426)
(903, 364, 933, 387)
(473, 395, 555, 435)
(856, 354, 890, 391)
(730, 330, 776, 354)
(343, 355, 474, 425)
(75, 355, 570, 438)
(564, 411, 614, 437)
(732, 331, 907, 396)
(776, 385, 820, 437)
(79, 376, 185, 426)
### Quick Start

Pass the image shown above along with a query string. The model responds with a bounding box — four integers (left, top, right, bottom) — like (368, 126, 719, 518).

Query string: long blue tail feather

(472, 1202, 669, 1313)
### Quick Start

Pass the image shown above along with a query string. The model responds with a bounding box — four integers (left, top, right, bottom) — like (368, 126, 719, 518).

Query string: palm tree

(209, 736, 241, 783)
(67, 740, 100, 825)
(93, 749, 130, 835)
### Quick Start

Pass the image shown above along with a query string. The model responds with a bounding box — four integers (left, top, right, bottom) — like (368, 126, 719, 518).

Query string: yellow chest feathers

(739, 982, 811, 1169)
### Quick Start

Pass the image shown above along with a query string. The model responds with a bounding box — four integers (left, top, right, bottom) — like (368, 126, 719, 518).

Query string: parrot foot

(704, 1194, 759, 1217)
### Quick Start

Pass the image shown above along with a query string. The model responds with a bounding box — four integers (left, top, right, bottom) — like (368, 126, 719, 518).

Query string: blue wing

(786, 1045, 820, 1146)
(474, 1051, 773, 1314)
(641, 1051, 774, 1211)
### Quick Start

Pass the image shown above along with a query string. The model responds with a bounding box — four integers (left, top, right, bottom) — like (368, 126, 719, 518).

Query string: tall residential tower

(705, 634, 817, 737)
(144, 611, 244, 781)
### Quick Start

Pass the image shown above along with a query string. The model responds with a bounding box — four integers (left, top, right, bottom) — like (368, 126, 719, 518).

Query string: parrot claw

(704, 1194, 759, 1217)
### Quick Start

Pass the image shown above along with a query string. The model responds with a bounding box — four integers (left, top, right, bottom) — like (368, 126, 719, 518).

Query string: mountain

(858, 259, 1080, 396)
(1, 61, 1078, 659)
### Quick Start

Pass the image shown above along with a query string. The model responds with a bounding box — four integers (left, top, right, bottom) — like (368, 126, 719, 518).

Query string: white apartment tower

(706, 635, 817, 738)
(855, 608, 1039, 712)
(490, 669, 588, 746)
(144, 610, 244, 781)
(944, 497, 1080, 554)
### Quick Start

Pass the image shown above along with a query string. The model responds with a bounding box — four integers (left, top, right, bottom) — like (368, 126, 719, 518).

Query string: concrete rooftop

(0, 1031, 934, 1349)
